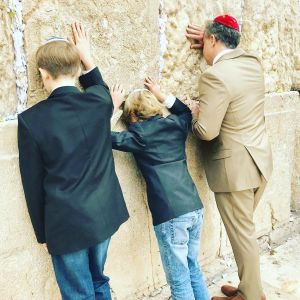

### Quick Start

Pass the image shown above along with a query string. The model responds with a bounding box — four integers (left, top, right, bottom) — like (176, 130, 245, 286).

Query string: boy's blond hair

(123, 90, 164, 123)
(36, 41, 81, 79)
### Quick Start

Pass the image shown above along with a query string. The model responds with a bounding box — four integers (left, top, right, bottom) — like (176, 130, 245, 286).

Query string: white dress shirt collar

(213, 48, 235, 65)
(51, 67, 96, 92)
(51, 81, 76, 92)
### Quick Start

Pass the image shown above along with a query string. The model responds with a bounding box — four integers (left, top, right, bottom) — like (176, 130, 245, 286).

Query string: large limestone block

(0, 120, 163, 300)
(0, 152, 60, 299)
(107, 151, 159, 299)
(0, 91, 298, 299)
(292, 52, 300, 91)
(257, 92, 298, 232)
(108, 120, 163, 298)
(161, 0, 300, 97)
(160, 0, 243, 100)
(0, 120, 18, 156)
(240, 0, 300, 93)
(186, 134, 221, 264)
(291, 94, 300, 210)
(22, 0, 160, 107)
(0, 2, 18, 120)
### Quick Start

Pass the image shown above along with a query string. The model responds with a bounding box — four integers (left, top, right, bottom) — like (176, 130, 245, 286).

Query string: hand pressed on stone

(144, 76, 166, 103)
(110, 84, 126, 114)
(69, 22, 94, 70)
(186, 24, 204, 49)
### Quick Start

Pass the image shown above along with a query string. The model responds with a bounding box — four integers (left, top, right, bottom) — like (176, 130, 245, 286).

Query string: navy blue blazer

(111, 99, 203, 225)
(18, 68, 129, 255)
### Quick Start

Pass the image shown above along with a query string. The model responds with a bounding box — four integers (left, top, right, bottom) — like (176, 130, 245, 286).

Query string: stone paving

(141, 234, 300, 300)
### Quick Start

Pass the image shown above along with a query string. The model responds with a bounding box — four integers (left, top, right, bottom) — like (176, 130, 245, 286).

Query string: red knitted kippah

(213, 15, 240, 31)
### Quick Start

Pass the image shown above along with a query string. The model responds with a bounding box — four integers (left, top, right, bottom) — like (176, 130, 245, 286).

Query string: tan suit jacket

(193, 48, 273, 192)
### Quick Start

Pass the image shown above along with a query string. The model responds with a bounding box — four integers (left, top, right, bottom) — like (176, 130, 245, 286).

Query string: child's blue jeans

(51, 238, 111, 300)
(154, 209, 210, 300)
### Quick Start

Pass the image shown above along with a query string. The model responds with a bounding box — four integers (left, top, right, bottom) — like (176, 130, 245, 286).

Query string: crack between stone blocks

(265, 110, 296, 116)
(6, 0, 28, 121)
(137, 4, 168, 296)
(146, 205, 156, 293)
(159, 0, 167, 81)
(240, 0, 246, 32)
(140, 173, 157, 294)
(218, 215, 223, 257)
(22, 0, 43, 23)
(267, 200, 277, 230)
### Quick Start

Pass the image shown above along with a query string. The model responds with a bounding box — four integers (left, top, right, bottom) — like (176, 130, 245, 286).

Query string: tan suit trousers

(215, 176, 267, 300)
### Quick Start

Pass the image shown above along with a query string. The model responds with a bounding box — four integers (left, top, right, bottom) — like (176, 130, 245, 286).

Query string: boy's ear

(39, 68, 51, 81)
(130, 112, 138, 123)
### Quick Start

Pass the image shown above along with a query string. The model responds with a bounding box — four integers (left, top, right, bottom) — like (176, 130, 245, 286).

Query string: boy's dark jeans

(51, 238, 112, 300)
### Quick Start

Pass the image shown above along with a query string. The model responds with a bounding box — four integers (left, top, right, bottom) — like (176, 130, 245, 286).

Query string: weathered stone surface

(1, 91, 297, 299)
(185, 134, 221, 264)
(292, 94, 300, 210)
(0, 0, 299, 299)
(209, 234, 300, 300)
(0, 120, 18, 156)
(292, 52, 300, 91)
(22, 0, 160, 107)
(260, 92, 298, 230)
(107, 121, 163, 299)
(241, 0, 300, 93)
(160, 0, 300, 97)
(0, 155, 61, 300)
(160, 0, 243, 99)
(0, 2, 18, 120)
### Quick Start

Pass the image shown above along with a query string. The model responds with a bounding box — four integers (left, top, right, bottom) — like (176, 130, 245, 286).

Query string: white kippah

(44, 36, 69, 45)
(131, 88, 149, 93)
(128, 88, 151, 96)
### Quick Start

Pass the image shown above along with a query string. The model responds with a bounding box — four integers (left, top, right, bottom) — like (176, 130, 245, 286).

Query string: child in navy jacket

(110, 78, 209, 300)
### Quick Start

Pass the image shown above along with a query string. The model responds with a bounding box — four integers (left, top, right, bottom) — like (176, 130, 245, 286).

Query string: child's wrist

(156, 92, 166, 103)
(82, 56, 94, 70)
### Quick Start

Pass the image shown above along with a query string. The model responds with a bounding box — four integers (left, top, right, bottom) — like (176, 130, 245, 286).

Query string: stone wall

(292, 95, 300, 210)
(0, 1, 17, 120)
(159, 0, 300, 97)
(0, 0, 299, 299)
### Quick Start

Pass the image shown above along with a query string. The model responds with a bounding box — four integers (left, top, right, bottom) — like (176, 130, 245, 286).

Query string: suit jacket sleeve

(79, 67, 107, 89)
(111, 128, 146, 153)
(168, 98, 192, 134)
(192, 71, 230, 141)
(18, 115, 46, 243)
(79, 67, 112, 108)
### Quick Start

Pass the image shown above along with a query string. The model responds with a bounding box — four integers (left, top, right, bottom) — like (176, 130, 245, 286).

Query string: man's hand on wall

(69, 22, 95, 70)
(186, 24, 204, 49)
(110, 84, 126, 114)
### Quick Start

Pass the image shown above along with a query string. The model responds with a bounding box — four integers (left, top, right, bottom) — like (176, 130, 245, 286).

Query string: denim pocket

(170, 219, 190, 245)
(189, 221, 201, 240)
(190, 209, 204, 240)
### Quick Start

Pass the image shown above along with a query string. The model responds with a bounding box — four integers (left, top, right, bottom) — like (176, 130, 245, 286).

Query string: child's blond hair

(123, 89, 164, 123)
(36, 41, 81, 79)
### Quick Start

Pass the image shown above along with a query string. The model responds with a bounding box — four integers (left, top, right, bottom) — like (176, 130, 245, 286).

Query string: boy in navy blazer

(110, 78, 210, 300)
(18, 23, 128, 300)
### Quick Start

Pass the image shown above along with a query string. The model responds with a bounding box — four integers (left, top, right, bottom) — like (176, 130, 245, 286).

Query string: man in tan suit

(185, 15, 273, 300)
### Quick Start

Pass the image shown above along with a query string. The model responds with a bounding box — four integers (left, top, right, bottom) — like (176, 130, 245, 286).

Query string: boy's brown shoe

(221, 285, 238, 297)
